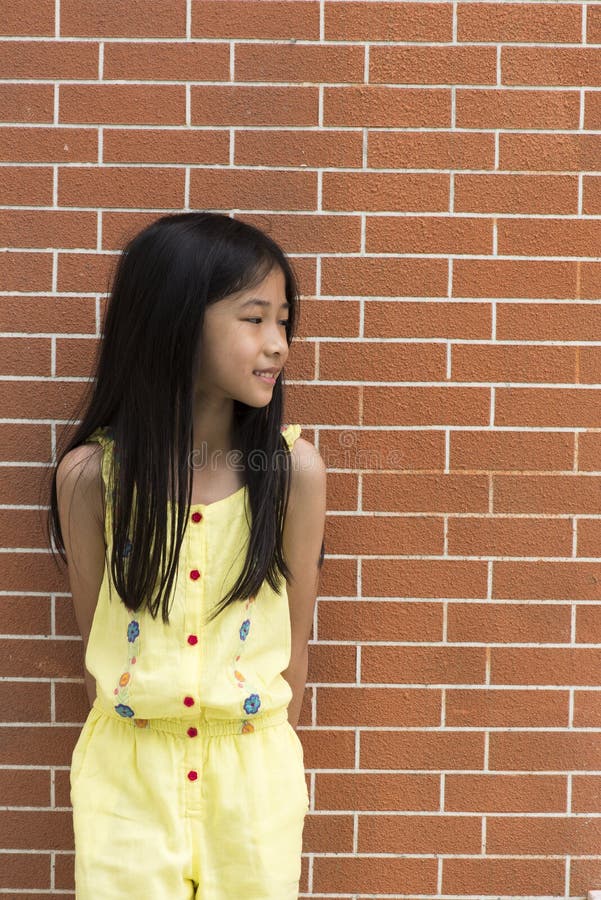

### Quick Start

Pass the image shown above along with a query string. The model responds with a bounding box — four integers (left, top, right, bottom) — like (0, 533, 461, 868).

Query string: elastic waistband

(91, 697, 289, 737)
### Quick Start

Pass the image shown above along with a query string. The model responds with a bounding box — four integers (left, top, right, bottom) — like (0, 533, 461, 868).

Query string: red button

(188, 634, 198, 645)
(183, 696, 195, 707)
(188, 770, 198, 781)
(191, 511, 203, 523)
(190, 569, 201, 580)
(187, 727, 198, 738)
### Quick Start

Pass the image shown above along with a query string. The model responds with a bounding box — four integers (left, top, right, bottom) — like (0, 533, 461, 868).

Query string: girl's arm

(281, 438, 327, 729)
(56, 443, 106, 708)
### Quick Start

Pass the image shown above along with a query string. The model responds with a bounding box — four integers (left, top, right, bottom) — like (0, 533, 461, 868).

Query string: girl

(48, 212, 327, 899)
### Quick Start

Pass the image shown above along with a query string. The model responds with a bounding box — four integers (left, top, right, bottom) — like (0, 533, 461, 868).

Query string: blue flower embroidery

(230, 596, 262, 729)
(123, 539, 132, 557)
(243, 694, 261, 715)
(113, 615, 141, 718)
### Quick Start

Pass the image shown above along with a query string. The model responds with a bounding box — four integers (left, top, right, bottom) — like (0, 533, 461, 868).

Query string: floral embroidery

(113, 610, 140, 718)
(230, 594, 261, 732)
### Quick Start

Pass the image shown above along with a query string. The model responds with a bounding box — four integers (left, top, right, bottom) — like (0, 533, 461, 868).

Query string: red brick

(364, 472, 488, 512)
(367, 215, 492, 255)
(0, 40, 97, 79)
(60, 83, 184, 125)
(323, 172, 449, 213)
(363, 387, 489, 427)
(451, 430, 573, 473)
(577, 519, 601, 557)
(236, 129, 362, 168)
(362, 557, 488, 600)
(326, 513, 442, 555)
(582, 172, 601, 212)
(0, 83, 53, 122)
(320, 340, 446, 381)
(189, 168, 316, 212)
(60, 0, 185, 39)
(491, 732, 601, 771)
(104, 41, 228, 81)
(579, 432, 601, 472)
(498, 218, 601, 257)
(504, 47, 601, 86)
(493, 561, 601, 596)
(494, 476, 601, 515)
(237, 43, 363, 84)
(362, 645, 486, 685)
(458, 2, 582, 43)
(370, 131, 494, 170)
(448, 602, 571, 644)
(319, 427, 445, 472)
(192, 1, 319, 40)
(325, 85, 450, 128)
(500, 133, 601, 172)
(365, 300, 491, 340)
(371, 46, 497, 86)
(574, 604, 601, 648)
(452, 343, 576, 383)
(488, 816, 601, 855)
(359, 813, 481, 854)
(578, 347, 601, 384)
(318, 599, 443, 642)
(496, 302, 601, 341)
(1, 0, 55, 36)
(571, 858, 601, 897)
(448, 515, 572, 558)
(454, 259, 580, 299)
(495, 388, 601, 427)
(326, 1, 451, 41)
(572, 776, 601, 813)
(442, 856, 565, 897)
(582, 90, 601, 129)
(589, 6, 601, 43)
(447, 688, 568, 728)
(0, 338, 51, 377)
(321, 255, 448, 296)
(456, 88, 580, 129)
(455, 174, 577, 215)
(192, 85, 317, 127)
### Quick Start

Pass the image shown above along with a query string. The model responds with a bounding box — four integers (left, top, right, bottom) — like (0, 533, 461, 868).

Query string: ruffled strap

(85, 426, 116, 528)
(280, 423, 301, 451)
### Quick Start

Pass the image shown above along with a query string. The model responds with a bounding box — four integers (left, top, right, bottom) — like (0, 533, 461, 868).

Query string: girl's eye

(245, 318, 289, 327)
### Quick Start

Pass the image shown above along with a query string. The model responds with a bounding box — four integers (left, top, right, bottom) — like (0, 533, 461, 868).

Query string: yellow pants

(70, 700, 309, 898)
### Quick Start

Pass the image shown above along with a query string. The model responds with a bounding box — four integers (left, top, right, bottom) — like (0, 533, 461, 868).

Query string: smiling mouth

(253, 371, 277, 384)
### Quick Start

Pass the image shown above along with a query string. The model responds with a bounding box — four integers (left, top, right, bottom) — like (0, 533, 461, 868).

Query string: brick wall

(2, 1, 601, 898)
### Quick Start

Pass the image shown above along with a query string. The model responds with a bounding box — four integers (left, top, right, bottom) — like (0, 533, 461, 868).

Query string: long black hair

(46, 211, 324, 625)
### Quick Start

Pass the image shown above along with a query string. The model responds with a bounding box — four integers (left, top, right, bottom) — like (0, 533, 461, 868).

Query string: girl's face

(196, 265, 290, 407)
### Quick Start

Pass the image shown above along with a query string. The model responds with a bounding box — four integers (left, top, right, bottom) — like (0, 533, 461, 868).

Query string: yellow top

(83, 423, 302, 729)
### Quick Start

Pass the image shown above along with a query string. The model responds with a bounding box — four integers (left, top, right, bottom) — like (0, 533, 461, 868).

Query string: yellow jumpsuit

(70, 424, 309, 899)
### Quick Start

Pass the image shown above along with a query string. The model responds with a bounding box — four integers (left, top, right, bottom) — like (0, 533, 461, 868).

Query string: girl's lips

(253, 371, 276, 384)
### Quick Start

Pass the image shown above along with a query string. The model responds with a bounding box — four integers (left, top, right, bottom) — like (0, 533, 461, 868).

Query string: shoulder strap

(280, 423, 301, 451)
(85, 426, 116, 536)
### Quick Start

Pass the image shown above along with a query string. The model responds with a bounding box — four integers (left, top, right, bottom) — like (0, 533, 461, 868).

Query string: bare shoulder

(56, 442, 104, 529)
(285, 435, 327, 536)
(282, 436, 326, 659)
(289, 437, 327, 498)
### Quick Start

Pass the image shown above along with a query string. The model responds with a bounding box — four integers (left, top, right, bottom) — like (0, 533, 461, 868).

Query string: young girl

(48, 212, 327, 898)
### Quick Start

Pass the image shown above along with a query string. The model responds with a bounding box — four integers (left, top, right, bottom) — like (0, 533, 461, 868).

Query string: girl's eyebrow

(239, 298, 290, 311)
